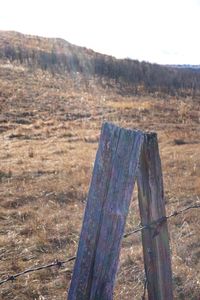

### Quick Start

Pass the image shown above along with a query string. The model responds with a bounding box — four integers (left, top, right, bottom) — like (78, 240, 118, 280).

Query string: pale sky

(0, 0, 200, 65)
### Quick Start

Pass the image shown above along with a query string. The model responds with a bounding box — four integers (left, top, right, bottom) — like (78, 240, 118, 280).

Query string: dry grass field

(0, 62, 200, 299)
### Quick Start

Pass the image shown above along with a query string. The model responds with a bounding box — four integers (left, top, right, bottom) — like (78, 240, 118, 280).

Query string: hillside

(1, 30, 200, 97)
(0, 31, 200, 299)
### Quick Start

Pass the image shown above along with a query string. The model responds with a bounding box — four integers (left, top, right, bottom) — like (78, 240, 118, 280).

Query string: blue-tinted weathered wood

(68, 122, 144, 300)
(137, 133, 173, 300)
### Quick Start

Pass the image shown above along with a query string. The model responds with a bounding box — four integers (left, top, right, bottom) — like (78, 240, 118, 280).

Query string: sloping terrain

(0, 31, 200, 299)
(1, 30, 200, 97)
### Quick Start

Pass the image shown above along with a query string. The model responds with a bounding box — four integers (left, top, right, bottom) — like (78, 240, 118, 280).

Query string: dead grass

(0, 62, 200, 299)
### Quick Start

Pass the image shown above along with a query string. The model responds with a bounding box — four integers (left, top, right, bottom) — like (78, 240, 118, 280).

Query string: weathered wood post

(137, 133, 173, 300)
(68, 123, 144, 300)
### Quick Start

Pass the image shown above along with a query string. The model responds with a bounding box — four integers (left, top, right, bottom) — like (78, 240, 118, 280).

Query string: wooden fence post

(68, 123, 144, 300)
(137, 133, 173, 300)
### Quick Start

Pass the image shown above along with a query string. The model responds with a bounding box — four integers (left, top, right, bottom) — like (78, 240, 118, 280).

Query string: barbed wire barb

(0, 256, 76, 286)
(124, 203, 200, 238)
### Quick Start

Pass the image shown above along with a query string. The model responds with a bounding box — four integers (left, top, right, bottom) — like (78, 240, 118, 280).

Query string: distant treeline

(1, 43, 200, 97)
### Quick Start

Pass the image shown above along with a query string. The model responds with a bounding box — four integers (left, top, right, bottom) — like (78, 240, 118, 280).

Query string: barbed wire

(124, 203, 200, 238)
(0, 256, 76, 286)
(0, 203, 200, 288)
(127, 202, 200, 300)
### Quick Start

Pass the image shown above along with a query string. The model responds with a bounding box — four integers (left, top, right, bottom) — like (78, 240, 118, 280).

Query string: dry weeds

(0, 61, 200, 299)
